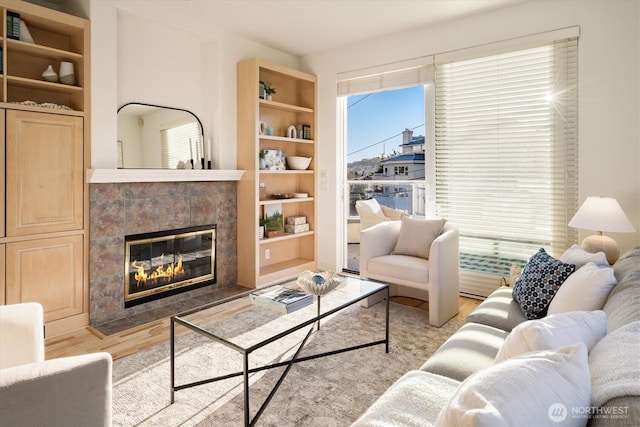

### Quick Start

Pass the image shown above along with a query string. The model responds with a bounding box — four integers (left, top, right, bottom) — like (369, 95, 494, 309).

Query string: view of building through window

(345, 85, 425, 271)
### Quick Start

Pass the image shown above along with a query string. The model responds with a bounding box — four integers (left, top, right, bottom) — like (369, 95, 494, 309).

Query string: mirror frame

(117, 102, 205, 169)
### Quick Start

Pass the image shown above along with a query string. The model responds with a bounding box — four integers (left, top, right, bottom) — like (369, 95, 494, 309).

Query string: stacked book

(250, 286, 313, 313)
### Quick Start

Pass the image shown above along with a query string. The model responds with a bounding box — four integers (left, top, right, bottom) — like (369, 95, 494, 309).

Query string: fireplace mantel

(87, 169, 244, 183)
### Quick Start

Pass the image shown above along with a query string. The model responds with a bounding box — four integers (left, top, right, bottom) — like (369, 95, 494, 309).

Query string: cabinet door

(0, 110, 4, 238)
(6, 236, 83, 323)
(0, 244, 5, 305)
(5, 110, 84, 236)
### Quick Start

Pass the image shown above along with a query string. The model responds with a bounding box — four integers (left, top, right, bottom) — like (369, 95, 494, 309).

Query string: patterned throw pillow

(512, 248, 576, 319)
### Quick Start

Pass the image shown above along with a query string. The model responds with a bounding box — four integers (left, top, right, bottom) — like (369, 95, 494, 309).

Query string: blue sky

(346, 85, 425, 161)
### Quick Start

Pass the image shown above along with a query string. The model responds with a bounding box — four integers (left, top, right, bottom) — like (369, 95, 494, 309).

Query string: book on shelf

(250, 286, 313, 313)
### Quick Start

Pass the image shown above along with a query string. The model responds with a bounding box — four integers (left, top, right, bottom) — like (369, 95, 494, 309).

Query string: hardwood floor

(44, 296, 482, 361)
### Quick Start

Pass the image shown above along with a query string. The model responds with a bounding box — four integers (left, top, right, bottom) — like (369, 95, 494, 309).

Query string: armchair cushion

(393, 216, 446, 259)
(355, 199, 405, 230)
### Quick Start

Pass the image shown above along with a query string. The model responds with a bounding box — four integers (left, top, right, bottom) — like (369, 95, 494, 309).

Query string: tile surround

(89, 181, 238, 326)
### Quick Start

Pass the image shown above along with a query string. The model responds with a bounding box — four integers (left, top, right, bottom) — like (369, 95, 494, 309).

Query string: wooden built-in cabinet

(0, 0, 90, 336)
(5, 110, 83, 236)
(237, 59, 317, 288)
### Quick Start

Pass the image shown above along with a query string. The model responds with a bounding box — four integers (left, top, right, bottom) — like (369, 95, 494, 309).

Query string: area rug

(112, 302, 463, 426)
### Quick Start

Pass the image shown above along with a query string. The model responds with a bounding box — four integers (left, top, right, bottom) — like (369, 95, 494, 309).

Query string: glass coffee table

(170, 275, 389, 426)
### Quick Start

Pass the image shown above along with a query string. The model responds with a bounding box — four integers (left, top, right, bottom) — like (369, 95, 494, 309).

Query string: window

(433, 34, 579, 296)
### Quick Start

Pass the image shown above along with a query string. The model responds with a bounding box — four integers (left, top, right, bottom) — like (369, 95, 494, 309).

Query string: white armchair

(0, 302, 113, 427)
(360, 220, 460, 327)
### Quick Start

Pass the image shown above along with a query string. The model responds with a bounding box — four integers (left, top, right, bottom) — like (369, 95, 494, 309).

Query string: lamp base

(581, 234, 619, 265)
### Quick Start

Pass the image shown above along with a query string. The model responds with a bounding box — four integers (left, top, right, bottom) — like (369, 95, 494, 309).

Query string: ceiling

(156, 0, 521, 56)
(44, 0, 521, 57)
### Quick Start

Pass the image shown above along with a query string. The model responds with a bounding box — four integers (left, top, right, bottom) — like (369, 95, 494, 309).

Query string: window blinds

(434, 37, 578, 294)
(337, 57, 434, 96)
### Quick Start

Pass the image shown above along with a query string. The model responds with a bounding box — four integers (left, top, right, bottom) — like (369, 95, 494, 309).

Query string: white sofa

(0, 302, 113, 427)
(354, 246, 640, 426)
(359, 219, 460, 327)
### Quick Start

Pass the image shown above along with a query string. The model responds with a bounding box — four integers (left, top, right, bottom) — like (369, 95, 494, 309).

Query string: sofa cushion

(494, 310, 606, 363)
(561, 244, 610, 269)
(512, 248, 576, 319)
(589, 320, 640, 409)
(420, 322, 509, 382)
(367, 254, 429, 285)
(602, 269, 640, 333)
(547, 263, 617, 314)
(392, 216, 446, 259)
(612, 246, 640, 283)
(435, 343, 591, 427)
(465, 287, 528, 332)
(352, 370, 460, 427)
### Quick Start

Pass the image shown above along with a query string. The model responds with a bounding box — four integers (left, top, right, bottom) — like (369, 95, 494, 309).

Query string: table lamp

(568, 196, 636, 265)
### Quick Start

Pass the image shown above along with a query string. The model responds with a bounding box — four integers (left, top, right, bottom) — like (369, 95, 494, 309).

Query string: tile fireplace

(89, 181, 237, 326)
(124, 225, 216, 308)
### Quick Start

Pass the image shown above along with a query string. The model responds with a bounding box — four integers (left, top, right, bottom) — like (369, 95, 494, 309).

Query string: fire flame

(132, 254, 184, 286)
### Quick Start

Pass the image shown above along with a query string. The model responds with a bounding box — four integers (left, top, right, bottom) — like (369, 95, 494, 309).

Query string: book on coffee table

(250, 286, 313, 313)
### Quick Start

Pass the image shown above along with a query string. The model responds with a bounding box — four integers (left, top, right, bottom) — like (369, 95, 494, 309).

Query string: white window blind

(337, 57, 434, 96)
(160, 121, 201, 168)
(434, 37, 578, 296)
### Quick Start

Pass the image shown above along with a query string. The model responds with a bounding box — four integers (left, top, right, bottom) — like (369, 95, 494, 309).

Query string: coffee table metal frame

(170, 277, 389, 427)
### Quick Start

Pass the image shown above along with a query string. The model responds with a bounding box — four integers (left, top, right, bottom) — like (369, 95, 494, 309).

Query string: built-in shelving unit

(0, 0, 90, 337)
(237, 58, 317, 288)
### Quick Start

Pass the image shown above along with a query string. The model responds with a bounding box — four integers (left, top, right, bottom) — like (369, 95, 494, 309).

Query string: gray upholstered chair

(359, 217, 460, 327)
(0, 302, 113, 426)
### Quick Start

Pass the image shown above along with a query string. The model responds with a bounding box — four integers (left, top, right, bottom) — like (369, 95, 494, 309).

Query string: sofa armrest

(427, 224, 460, 326)
(359, 220, 402, 278)
(0, 302, 45, 369)
(0, 352, 113, 427)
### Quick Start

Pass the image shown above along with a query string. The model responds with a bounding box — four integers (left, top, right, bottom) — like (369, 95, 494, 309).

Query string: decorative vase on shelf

(59, 61, 75, 85)
(41, 65, 58, 82)
(266, 94, 272, 101)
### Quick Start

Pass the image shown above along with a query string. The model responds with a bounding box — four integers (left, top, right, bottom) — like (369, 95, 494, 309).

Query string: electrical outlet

(265, 249, 270, 260)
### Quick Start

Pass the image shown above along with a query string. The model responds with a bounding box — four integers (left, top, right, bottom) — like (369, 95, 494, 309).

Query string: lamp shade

(568, 196, 636, 233)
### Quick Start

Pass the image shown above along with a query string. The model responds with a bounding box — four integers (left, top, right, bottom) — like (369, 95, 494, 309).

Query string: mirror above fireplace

(117, 102, 204, 169)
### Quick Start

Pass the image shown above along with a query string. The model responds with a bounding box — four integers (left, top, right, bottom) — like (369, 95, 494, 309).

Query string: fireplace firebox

(124, 225, 216, 307)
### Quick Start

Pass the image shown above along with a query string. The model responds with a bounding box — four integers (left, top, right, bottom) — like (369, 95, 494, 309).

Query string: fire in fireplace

(124, 224, 216, 307)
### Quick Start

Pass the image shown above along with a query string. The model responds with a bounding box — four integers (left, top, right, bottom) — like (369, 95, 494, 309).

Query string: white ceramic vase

(59, 61, 75, 85)
(41, 65, 58, 82)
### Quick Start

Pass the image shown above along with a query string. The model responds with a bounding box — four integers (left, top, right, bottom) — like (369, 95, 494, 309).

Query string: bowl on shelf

(286, 156, 312, 170)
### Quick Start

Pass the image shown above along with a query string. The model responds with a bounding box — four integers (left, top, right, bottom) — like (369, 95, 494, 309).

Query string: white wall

(88, 0, 300, 170)
(304, 0, 640, 271)
(83, 0, 640, 273)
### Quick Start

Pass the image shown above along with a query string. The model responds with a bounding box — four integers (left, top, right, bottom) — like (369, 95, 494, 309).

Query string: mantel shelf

(87, 169, 245, 183)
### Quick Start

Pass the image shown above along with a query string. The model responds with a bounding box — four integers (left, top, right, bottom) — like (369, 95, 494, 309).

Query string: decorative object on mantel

(296, 270, 341, 296)
(568, 196, 636, 265)
(59, 61, 75, 85)
(264, 82, 276, 101)
(41, 65, 58, 82)
(287, 125, 297, 139)
(11, 100, 72, 110)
